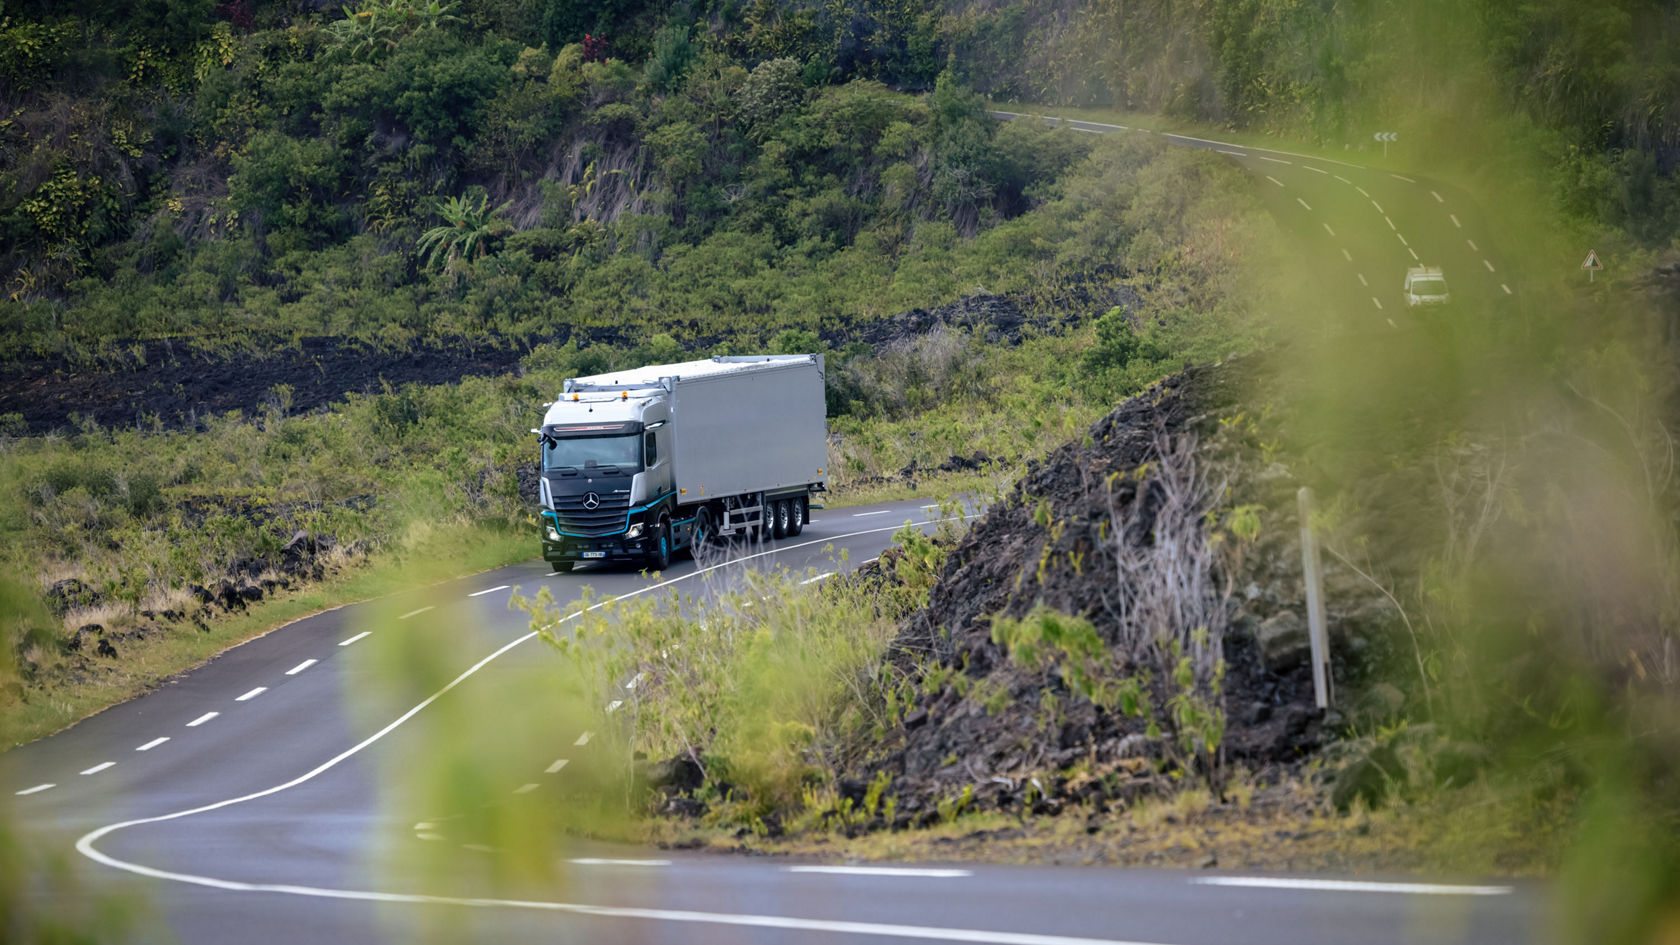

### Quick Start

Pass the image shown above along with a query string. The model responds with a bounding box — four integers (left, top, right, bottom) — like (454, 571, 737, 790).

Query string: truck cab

(537, 392, 678, 571)
(1403, 266, 1450, 307)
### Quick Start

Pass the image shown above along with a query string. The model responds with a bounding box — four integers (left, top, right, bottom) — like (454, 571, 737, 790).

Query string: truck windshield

(1413, 279, 1447, 296)
(543, 434, 643, 473)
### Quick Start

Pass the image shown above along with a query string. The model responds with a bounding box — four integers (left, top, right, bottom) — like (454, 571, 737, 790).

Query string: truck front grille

(553, 492, 632, 537)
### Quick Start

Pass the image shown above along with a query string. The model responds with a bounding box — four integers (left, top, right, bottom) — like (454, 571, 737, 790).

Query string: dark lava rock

(188, 583, 214, 605)
(45, 578, 100, 617)
(96, 636, 119, 659)
(1256, 611, 1309, 672)
(238, 585, 264, 604)
(643, 754, 704, 795)
(1331, 742, 1402, 811)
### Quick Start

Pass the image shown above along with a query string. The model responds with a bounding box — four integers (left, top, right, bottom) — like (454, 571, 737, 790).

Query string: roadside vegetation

(2, 2, 1678, 943)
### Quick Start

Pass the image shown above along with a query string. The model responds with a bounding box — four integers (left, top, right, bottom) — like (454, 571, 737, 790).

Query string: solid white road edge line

(801, 571, 836, 585)
(399, 606, 434, 619)
(338, 631, 371, 647)
(79, 516, 1022, 940)
(785, 866, 972, 878)
(468, 585, 510, 597)
(286, 659, 317, 675)
(16, 783, 54, 795)
(235, 687, 267, 702)
(82, 762, 116, 775)
(1192, 876, 1512, 896)
(187, 712, 219, 727)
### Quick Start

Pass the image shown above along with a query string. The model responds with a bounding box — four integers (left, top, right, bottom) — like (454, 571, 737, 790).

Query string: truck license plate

(581, 551, 606, 559)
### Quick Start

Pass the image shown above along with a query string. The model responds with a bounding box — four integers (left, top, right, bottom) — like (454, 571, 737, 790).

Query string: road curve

(5, 494, 1540, 944)
(991, 111, 1516, 324)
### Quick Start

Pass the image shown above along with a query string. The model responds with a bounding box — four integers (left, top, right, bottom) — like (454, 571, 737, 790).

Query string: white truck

(534, 355, 828, 572)
(1403, 266, 1450, 307)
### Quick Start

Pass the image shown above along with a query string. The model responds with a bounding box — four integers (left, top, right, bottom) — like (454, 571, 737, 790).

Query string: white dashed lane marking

(235, 687, 267, 702)
(1384, 216, 1396, 230)
(512, 783, 539, 795)
(286, 659, 316, 675)
(1217, 149, 1245, 156)
(545, 758, 569, 774)
(574, 731, 593, 746)
(15, 783, 54, 795)
(1502, 284, 1513, 295)
(1390, 173, 1417, 183)
(187, 712, 219, 727)
(1450, 213, 1462, 228)
(1256, 155, 1292, 165)
(1357, 273, 1369, 287)
(1322, 223, 1336, 237)
(1409, 248, 1420, 261)
(1372, 297, 1385, 310)
(1302, 165, 1328, 175)
(1467, 239, 1479, 251)
(1484, 259, 1497, 272)
(136, 737, 169, 752)
(800, 571, 836, 585)
(1396, 232, 1408, 246)
(82, 762, 116, 775)
(399, 606, 434, 620)
(1341, 248, 1353, 262)
(1334, 175, 1351, 185)
(1265, 175, 1285, 187)
(468, 585, 509, 598)
(339, 631, 371, 647)
(1296, 197, 1312, 211)
(1356, 186, 1370, 198)
(851, 510, 891, 517)
(1371, 200, 1385, 214)
(570, 858, 672, 868)
(1192, 876, 1512, 896)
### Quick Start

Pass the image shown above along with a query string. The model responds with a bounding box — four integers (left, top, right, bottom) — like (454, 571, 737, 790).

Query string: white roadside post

(1298, 487, 1333, 709)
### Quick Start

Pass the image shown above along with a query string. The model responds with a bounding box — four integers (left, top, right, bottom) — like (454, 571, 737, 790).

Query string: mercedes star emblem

(582, 492, 601, 510)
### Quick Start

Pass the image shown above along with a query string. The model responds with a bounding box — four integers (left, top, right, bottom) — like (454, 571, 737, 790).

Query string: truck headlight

(625, 523, 644, 539)
(545, 526, 561, 541)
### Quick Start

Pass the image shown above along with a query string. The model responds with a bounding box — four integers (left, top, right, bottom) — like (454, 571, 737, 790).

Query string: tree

(416, 193, 513, 270)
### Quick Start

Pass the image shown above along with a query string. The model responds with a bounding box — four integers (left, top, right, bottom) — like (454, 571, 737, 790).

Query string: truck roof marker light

(572, 393, 579, 401)
(621, 391, 628, 400)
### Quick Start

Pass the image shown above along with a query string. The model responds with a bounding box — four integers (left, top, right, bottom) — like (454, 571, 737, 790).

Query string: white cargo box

(564, 355, 827, 506)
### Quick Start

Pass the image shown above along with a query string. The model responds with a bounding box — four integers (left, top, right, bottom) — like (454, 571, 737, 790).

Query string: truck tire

(552, 561, 572, 573)
(789, 496, 805, 536)
(692, 507, 713, 554)
(772, 499, 789, 539)
(649, 518, 672, 571)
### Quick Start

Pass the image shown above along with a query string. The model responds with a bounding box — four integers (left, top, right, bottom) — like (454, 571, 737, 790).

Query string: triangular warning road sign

(1582, 250, 1603, 270)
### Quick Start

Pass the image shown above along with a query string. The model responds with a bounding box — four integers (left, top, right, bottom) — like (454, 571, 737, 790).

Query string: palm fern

(415, 193, 513, 271)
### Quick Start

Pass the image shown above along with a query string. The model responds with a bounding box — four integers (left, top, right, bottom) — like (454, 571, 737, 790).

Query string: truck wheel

(789, 497, 805, 536)
(552, 561, 572, 573)
(692, 508, 713, 554)
(772, 499, 790, 539)
(649, 519, 672, 571)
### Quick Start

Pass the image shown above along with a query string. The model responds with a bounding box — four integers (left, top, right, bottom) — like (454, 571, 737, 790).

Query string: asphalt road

(6, 125, 1545, 943)
(992, 111, 1516, 325)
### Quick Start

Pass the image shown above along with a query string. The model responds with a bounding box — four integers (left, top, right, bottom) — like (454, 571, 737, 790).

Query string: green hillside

(3, 0, 1675, 363)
